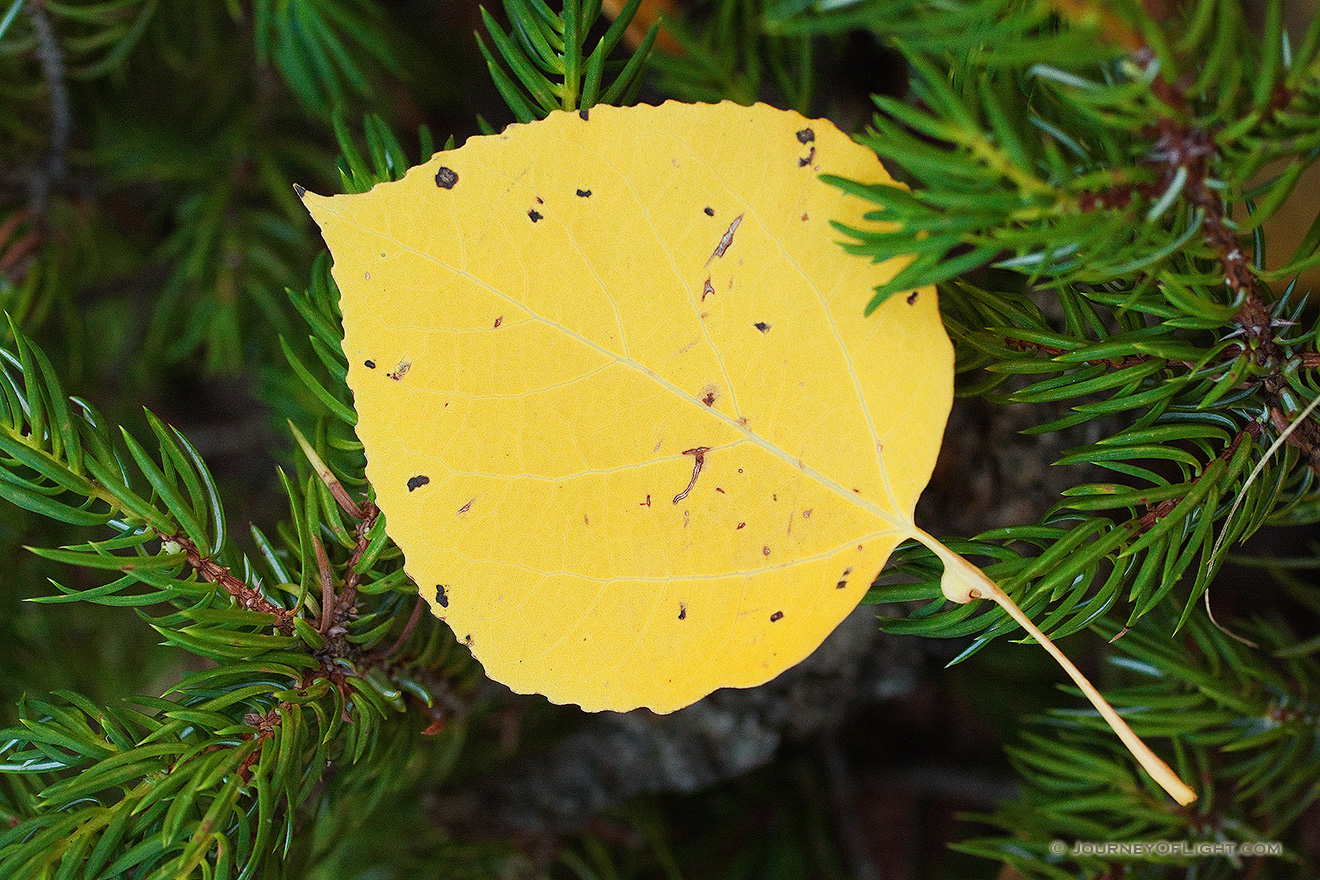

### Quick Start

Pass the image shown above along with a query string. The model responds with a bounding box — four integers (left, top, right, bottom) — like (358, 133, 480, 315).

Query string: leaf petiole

(912, 528, 1198, 806)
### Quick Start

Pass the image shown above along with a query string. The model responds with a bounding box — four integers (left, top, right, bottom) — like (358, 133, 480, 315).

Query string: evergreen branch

(251, 0, 403, 115)
(648, 0, 814, 111)
(961, 609, 1319, 878)
(477, 0, 657, 120)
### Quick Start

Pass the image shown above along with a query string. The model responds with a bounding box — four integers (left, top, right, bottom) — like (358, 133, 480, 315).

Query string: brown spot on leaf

(906, 291, 919, 305)
(494, 315, 503, 328)
(641, 494, 651, 507)
(435, 585, 449, 607)
(803, 509, 812, 518)
(435, 167, 459, 189)
(798, 146, 815, 167)
(388, 359, 411, 381)
(770, 610, 784, 622)
(678, 603, 687, 620)
(406, 475, 430, 492)
(705, 214, 743, 266)
(576, 188, 592, 197)
(673, 447, 711, 504)
(715, 487, 725, 494)
(796, 128, 815, 144)
(364, 359, 376, 369)
(457, 499, 474, 514)
(703, 277, 715, 300)
(528, 209, 543, 222)
(464, 634, 473, 647)
(762, 546, 771, 556)
(701, 385, 717, 406)
(704, 206, 715, 216)
(753, 321, 770, 333)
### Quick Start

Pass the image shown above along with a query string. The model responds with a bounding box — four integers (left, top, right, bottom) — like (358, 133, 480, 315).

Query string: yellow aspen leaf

(301, 101, 1195, 805)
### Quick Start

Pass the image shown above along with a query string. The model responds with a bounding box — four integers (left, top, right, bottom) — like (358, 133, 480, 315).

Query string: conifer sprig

(851, 0, 1320, 651)
(0, 210, 474, 877)
(476, 0, 659, 121)
(957, 609, 1319, 879)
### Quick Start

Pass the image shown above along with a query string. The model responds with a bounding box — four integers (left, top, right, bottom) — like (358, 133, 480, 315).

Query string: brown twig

(27, 0, 71, 220)
(1067, 19, 1320, 473)
(1004, 336, 1156, 371)
(166, 531, 296, 634)
(1131, 424, 1259, 535)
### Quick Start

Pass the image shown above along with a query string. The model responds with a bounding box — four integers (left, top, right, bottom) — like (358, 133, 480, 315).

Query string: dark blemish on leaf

(293, 183, 307, 198)
(754, 321, 771, 333)
(457, 499, 474, 514)
(803, 509, 812, 518)
(679, 603, 687, 620)
(364, 360, 376, 369)
(738, 468, 743, 473)
(528, 209, 543, 222)
(673, 447, 711, 504)
(407, 475, 430, 492)
(762, 546, 771, 556)
(584, 514, 589, 525)
(772, 493, 778, 501)
(836, 579, 847, 589)
(802, 213, 808, 221)
(703, 277, 715, 301)
(464, 634, 473, 647)
(705, 214, 744, 267)
(737, 522, 745, 529)
(435, 167, 459, 189)
(770, 610, 784, 622)
(579, 108, 589, 121)
(715, 487, 725, 494)
(536, 196, 544, 204)
(435, 585, 449, 607)
(906, 291, 919, 305)
(836, 567, 852, 589)
(701, 384, 717, 406)
(798, 146, 815, 167)
(796, 128, 815, 144)
(576, 188, 591, 197)
(494, 316, 503, 328)
(641, 494, 651, 507)
(704, 206, 715, 216)
(388, 359, 411, 381)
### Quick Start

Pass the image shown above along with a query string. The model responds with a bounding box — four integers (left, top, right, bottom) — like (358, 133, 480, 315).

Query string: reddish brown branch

(168, 532, 296, 634)
(1068, 25, 1320, 473)
(1132, 424, 1259, 535)
(1004, 337, 1155, 371)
